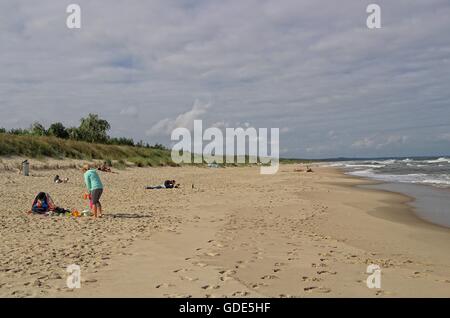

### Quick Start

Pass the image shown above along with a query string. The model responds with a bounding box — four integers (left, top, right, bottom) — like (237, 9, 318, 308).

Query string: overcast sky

(1, 0, 449, 158)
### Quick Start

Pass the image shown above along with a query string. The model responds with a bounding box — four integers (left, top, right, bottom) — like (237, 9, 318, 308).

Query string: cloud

(352, 135, 409, 150)
(146, 99, 210, 136)
(119, 106, 138, 117)
(1, 1, 450, 158)
(437, 133, 450, 142)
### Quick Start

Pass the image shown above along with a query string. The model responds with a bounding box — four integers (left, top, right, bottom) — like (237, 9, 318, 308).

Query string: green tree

(48, 122, 69, 139)
(109, 137, 135, 146)
(151, 143, 167, 150)
(30, 122, 47, 136)
(0, 128, 6, 133)
(9, 128, 29, 135)
(78, 113, 111, 143)
(67, 127, 81, 140)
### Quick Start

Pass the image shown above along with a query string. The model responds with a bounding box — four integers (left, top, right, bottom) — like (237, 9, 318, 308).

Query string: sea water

(327, 157, 450, 228)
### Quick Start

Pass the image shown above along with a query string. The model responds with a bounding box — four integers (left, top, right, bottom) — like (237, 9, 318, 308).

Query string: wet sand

(362, 182, 450, 228)
(0, 160, 449, 297)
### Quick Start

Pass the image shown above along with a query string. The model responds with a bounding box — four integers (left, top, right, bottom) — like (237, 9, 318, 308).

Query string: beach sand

(0, 160, 449, 297)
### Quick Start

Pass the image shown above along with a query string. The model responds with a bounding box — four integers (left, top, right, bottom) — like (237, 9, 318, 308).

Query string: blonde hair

(81, 163, 91, 172)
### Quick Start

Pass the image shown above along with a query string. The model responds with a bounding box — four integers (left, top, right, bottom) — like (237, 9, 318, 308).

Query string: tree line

(0, 113, 167, 150)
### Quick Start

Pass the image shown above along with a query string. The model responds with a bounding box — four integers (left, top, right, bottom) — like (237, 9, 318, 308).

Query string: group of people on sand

(49, 163, 105, 218)
(44, 161, 180, 218)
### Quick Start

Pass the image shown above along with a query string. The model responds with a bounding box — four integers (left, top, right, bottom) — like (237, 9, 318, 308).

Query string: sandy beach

(0, 160, 449, 298)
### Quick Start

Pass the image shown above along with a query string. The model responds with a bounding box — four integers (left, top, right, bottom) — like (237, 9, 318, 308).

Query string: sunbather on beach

(98, 162, 112, 172)
(82, 164, 104, 218)
(145, 180, 179, 189)
(54, 175, 69, 183)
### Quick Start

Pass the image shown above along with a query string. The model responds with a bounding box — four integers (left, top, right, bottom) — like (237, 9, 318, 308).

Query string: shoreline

(333, 166, 450, 229)
(1, 163, 449, 297)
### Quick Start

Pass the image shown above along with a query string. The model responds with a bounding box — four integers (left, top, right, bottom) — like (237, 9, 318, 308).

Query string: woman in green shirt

(82, 164, 104, 218)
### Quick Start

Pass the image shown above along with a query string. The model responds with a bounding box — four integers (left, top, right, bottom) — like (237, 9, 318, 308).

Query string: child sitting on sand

(32, 192, 49, 213)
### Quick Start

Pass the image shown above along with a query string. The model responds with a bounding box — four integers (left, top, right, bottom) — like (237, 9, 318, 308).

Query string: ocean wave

(422, 179, 450, 186)
(368, 159, 396, 165)
(324, 163, 345, 167)
(335, 157, 450, 188)
(426, 157, 450, 164)
(344, 164, 385, 169)
(406, 163, 427, 167)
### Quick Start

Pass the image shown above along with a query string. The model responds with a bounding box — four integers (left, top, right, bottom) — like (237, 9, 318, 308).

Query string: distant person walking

(82, 164, 104, 218)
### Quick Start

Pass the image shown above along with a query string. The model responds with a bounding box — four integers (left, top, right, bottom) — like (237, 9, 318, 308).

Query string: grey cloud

(0, 0, 449, 158)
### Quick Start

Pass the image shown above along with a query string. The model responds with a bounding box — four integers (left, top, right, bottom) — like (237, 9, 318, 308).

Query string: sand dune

(0, 161, 449, 297)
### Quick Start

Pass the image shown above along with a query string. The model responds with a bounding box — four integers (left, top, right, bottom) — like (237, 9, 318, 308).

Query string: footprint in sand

(375, 290, 394, 296)
(301, 276, 322, 282)
(279, 294, 294, 298)
(155, 283, 175, 289)
(317, 270, 337, 275)
(232, 291, 250, 297)
(304, 286, 331, 294)
(173, 268, 189, 273)
(205, 252, 220, 257)
(193, 262, 208, 268)
(180, 276, 199, 282)
(219, 269, 236, 276)
(165, 293, 193, 298)
(235, 260, 249, 269)
(261, 275, 279, 280)
(251, 282, 269, 289)
(274, 262, 286, 267)
(201, 284, 220, 290)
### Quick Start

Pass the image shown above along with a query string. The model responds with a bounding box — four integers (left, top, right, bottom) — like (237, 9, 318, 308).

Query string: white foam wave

(426, 157, 450, 164)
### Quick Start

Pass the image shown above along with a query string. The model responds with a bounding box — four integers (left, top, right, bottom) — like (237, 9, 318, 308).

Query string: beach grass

(0, 133, 174, 166)
(0, 133, 312, 168)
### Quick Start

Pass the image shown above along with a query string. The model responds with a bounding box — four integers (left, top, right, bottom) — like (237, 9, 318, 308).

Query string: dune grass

(0, 133, 176, 167)
(0, 133, 311, 169)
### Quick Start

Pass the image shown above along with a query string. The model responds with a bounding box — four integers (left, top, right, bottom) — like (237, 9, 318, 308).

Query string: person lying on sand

(82, 164, 104, 218)
(54, 175, 69, 184)
(98, 162, 112, 173)
(145, 179, 180, 189)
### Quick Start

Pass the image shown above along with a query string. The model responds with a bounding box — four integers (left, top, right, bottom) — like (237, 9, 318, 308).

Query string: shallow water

(362, 182, 450, 229)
